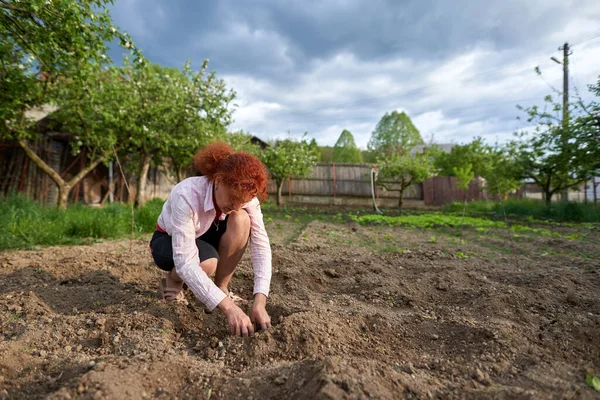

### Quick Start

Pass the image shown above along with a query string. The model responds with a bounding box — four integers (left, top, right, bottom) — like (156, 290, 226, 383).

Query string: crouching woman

(149, 141, 272, 337)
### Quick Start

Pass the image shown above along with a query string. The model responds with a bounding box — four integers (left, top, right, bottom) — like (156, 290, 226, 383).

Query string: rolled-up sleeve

(245, 198, 272, 296)
(171, 190, 226, 311)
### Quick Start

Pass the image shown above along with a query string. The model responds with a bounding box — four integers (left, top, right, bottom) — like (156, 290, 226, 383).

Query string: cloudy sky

(108, 0, 600, 148)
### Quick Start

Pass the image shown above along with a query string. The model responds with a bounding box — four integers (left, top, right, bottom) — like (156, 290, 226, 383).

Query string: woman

(149, 141, 272, 337)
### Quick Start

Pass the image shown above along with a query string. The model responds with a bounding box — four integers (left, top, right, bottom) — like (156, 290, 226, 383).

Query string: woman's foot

(159, 270, 188, 305)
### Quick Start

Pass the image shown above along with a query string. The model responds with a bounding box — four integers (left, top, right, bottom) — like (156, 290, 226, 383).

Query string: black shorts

(149, 216, 228, 272)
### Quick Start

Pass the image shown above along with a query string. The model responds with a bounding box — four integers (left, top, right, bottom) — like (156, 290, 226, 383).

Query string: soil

(1, 220, 599, 399)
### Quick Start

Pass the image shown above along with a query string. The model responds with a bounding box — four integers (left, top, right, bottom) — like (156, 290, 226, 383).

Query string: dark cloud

(108, 0, 600, 146)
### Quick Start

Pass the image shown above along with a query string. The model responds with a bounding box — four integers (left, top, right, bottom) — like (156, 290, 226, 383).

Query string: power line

(571, 33, 600, 47)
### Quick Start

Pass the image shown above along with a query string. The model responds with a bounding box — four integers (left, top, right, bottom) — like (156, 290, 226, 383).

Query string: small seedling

(586, 375, 600, 392)
(428, 235, 437, 243)
(93, 300, 102, 307)
(7, 312, 23, 323)
(456, 251, 469, 259)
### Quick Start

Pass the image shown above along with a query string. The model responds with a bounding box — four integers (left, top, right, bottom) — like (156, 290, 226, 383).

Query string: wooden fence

(267, 163, 422, 200)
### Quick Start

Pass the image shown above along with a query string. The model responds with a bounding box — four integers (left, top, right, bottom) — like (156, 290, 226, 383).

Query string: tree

(224, 131, 262, 155)
(260, 138, 318, 205)
(47, 65, 135, 208)
(575, 76, 600, 177)
(318, 146, 334, 162)
(332, 130, 362, 163)
(0, 0, 141, 209)
(377, 151, 435, 208)
(308, 138, 321, 161)
(368, 111, 423, 154)
(114, 59, 234, 205)
(511, 94, 598, 205)
(433, 138, 523, 199)
(434, 138, 491, 177)
(485, 146, 523, 199)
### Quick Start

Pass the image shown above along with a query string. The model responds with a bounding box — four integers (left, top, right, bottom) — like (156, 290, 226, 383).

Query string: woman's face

(214, 182, 245, 214)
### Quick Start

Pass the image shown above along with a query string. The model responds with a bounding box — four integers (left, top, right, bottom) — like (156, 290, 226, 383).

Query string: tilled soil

(0, 221, 599, 399)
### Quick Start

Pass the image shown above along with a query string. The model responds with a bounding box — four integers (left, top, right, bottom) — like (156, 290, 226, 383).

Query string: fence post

(332, 162, 336, 199)
(288, 174, 291, 198)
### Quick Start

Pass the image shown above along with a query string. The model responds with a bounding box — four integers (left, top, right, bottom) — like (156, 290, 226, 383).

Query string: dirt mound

(1, 224, 600, 399)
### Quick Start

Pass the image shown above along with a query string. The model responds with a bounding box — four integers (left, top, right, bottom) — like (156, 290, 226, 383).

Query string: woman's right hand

(218, 297, 254, 337)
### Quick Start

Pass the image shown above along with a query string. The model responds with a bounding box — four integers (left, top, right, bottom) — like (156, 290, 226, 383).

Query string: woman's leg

(165, 257, 218, 292)
(213, 209, 250, 293)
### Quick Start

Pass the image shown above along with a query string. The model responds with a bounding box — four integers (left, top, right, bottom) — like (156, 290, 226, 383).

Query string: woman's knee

(228, 209, 250, 234)
(200, 257, 218, 276)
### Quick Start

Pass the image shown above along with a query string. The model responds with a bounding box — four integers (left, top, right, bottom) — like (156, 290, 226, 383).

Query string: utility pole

(552, 42, 572, 201)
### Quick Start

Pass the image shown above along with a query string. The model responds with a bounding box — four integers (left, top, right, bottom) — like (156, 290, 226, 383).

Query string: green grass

(352, 213, 505, 229)
(444, 199, 600, 223)
(0, 195, 164, 251)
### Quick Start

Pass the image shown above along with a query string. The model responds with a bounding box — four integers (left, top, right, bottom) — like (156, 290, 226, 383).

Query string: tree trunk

(17, 140, 106, 209)
(176, 167, 184, 183)
(57, 184, 72, 210)
(398, 192, 404, 208)
(135, 153, 152, 207)
(545, 190, 553, 206)
(277, 179, 284, 206)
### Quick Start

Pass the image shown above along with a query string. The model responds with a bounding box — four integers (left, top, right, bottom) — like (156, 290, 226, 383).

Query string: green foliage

(317, 145, 334, 162)
(586, 375, 600, 392)
(0, 195, 164, 250)
(511, 90, 599, 204)
(453, 164, 475, 191)
(224, 131, 262, 155)
(260, 137, 318, 205)
(352, 213, 505, 229)
(433, 138, 522, 197)
(0, 0, 141, 139)
(377, 151, 435, 208)
(435, 138, 490, 177)
(444, 199, 600, 223)
(332, 130, 362, 163)
(368, 111, 423, 154)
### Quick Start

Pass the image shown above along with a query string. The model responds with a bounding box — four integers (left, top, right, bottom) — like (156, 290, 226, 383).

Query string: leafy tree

(377, 151, 435, 208)
(224, 131, 262, 155)
(485, 146, 523, 199)
(332, 130, 362, 163)
(574, 76, 600, 177)
(261, 138, 318, 205)
(361, 149, 378, 163)
(308, 138, 321, 161)
(434, 138, 491, 177)
(0, 0, 140, 209)
(433, 138, 522, 199)
(368, 111, 423, 154)
(318, 146, 334, 162)
(454, 164, 475, 191)
(114, 59, 234, 205)
(511, 94, 598, 205)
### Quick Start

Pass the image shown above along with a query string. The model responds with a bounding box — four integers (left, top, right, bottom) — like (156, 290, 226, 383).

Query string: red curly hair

(193, 141, 269, 203)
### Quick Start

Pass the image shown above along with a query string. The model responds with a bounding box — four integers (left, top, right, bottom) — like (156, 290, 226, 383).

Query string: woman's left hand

(251, 293, 271, 332)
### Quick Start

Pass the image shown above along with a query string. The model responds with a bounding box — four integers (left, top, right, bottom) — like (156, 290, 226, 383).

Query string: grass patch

(444, 199, 600, 223)
(352, 213, 505, 229)
(0, 195, 164, 251)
